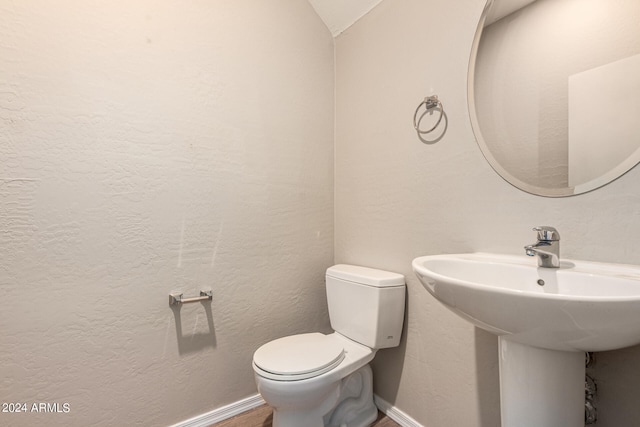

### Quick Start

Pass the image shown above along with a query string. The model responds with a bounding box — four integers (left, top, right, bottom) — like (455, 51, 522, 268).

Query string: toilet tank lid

(326, 264, 405, 287)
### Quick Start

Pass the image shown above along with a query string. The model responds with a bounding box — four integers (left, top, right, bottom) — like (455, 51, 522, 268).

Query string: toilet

(252, 264, 406, 427)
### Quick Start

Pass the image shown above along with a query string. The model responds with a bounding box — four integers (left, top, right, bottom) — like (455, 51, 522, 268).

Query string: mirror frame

(467, 0, 640, 197)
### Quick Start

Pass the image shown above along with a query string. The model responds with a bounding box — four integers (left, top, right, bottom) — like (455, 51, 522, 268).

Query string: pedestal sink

(412, 253, 640, 427)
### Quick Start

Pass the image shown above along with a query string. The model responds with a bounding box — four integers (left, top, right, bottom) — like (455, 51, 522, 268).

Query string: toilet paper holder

(169, 290, 213, 306)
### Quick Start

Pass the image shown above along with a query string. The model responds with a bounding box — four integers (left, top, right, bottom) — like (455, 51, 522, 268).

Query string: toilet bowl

(252, 265, 406, 427)
(254, 332, 377, 427)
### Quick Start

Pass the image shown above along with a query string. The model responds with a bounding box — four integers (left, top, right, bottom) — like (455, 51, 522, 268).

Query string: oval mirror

(468, 0, 640, 197)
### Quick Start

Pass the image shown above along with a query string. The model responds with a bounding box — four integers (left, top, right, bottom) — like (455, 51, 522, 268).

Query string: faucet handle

(533, 226, 560, 241)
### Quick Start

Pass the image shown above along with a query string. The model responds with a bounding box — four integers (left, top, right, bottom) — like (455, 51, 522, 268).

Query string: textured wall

(335, 0, 640, 425)
(0, 1, 334, 426)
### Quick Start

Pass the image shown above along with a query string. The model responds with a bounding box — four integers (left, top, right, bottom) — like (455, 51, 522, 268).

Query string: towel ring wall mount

(413, 95, 444, 135)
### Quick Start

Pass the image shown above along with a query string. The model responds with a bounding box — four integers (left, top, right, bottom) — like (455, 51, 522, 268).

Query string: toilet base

(265, 365, 377, 427)
(325, 365, 378, 427)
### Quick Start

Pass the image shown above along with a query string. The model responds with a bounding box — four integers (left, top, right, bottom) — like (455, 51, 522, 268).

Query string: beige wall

(0, 1, 334, 426)
(335, 0, 640, 426)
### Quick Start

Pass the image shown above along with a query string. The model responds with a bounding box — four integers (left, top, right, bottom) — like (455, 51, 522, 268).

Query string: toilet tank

(326, 265, 406, 349)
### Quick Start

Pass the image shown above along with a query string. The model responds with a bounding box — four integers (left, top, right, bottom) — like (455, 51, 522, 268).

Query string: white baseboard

(169, 393, 266, 427)
(169, 392, 421, 427)
(374, 394, 423, 427)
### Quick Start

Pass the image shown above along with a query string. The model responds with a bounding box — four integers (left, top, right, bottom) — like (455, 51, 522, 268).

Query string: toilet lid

(253, 333, 345, 380)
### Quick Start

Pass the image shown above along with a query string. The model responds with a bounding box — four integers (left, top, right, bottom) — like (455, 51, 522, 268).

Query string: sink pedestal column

(498, 337, 584, 427)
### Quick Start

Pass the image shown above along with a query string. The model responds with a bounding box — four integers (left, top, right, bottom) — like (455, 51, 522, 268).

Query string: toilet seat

(253, 333, 345, 381)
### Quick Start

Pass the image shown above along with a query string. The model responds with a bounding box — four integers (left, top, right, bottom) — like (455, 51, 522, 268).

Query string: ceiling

(307, 0, 384, 37)
(484, 0, 538, 25)
(308, 0, 540, 36)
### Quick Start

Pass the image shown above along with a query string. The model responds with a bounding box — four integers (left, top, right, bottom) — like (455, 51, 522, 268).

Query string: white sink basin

(412, 253, 640, 352)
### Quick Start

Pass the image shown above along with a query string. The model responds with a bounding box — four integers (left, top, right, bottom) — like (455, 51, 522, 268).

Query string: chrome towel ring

(413, 95, 444, 135)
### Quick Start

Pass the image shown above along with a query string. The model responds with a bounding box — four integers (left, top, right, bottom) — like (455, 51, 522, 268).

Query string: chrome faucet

(524, 226, 560, 268)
